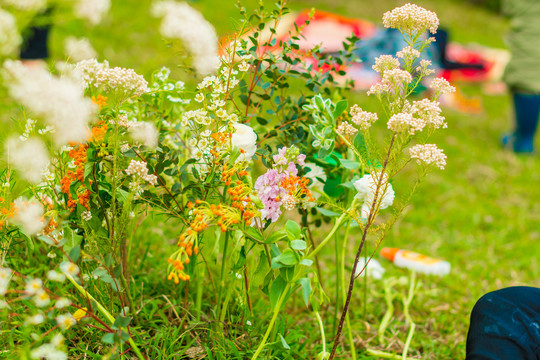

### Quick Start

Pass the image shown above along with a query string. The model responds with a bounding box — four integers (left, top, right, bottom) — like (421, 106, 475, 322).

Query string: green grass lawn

(4, 0, 540, 359)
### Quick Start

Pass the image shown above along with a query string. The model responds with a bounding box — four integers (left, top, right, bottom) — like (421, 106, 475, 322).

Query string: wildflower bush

(0, 1, 455, 359)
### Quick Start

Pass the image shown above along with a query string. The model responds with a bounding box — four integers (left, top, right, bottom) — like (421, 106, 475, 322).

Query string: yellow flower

(73, 307, 87, 321)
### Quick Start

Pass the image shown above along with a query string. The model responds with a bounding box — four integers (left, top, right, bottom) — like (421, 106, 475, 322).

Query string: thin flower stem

(65, 274, 147, 360)
(315, 311, 328, 356)
(250, 282, 292, 360)
(307, 199, 357, 261)
(328, 134, 396, 360)
(340, 221, 356, 360)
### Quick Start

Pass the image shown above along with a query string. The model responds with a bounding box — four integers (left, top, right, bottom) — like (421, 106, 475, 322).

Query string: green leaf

(316, 207, 341, 217)
(69, 245, 81, 262)
(298, 277, 311, 307)
(265, 228, 287, 244)
(279, 334, 291, 350)
(291, 240, 307, 251)
(269, 276, 287, 308)
(102, 333, 115, 344)
(339, 158, 361, 170)
(63, 227, 82, 260)
(300, 259, 313, 267)
(285, 220, 301, 241)
(252, 251, 270, 288)
(113, 315, 132, 329)
(244, 227, 263, 243)
(333, 99, 348, 119)
(277, 249, 298, 266)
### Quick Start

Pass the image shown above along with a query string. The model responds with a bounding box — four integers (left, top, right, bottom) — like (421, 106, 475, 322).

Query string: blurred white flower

(0, 9, 21, 57)
(129, 122, 158, 148)
(231, 123, 257, 162)
(64, 37, 97, 63)
(5, 137, 49, 184)
(74, 0, 111, 26)
(12, 198, 45, 235)
(354, 173, 394, 219)
(152, 1, 219, 75)
(354, 257, 385, 279)
(3, 60, 95, 146)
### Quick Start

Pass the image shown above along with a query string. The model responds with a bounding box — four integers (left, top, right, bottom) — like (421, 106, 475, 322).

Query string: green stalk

(308, 199, 357, 261)
(366, 348, 416, 360)
(401, 271, 417, 360)
(315, 311, 329, 358)
(66, 274, 146, 360)
(251, 282, 292, 360)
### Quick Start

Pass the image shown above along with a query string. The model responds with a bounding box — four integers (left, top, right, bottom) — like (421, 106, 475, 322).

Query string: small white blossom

(47, 270, 66, 283)
(12, 198, 46, 235)
(0, 267, 12, 296)
(350, 105, 378, 130)
(33, 290, 50, 307)
(25, 278, 43, 295)
(387, 112, 425, 135)
(56, 313, 76, 330)
(383, 3, 439, 35)
(430, 77, 456, 96)
(336, 121, 358, 136)
(60, 262, 79, 277)
(409, 144, 447, 169)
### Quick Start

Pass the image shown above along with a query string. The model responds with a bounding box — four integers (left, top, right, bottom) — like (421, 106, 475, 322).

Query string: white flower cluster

(354, 173, 395, 219)
(336, 121, 358, 137)
(382, 3, 439, 35)
(1, 0, 47, 11)
(75, 59, 149, 97)
(372, 55, 400, 75)
(350, 105, 378, 131)
(0, 267, 11, 296)
(3, 60, 95, 145)
(5, 137, 49, 183)
(152, 1, 219, 75)
(231, 123, 257, 162)
(368, 68, 412, 96)
(12, 198, 45, 235)
(64, 37, 97, 63)
(430, 77, 456, 97)
(387, 112, 424, 135)
(74, 0, 111, 26)
(129, 122, 159, 148)
(412, 99, 446, 129)
(125, 160, 158, 185)
(0, 8, 22, 57)
(409, 143, 447, 169)
(19, 118, 37, 141)
(396, 46, 421, 60)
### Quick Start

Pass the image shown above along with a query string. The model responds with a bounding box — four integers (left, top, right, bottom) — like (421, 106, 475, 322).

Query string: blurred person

(466, 286, 540, 359)
(501, 0, 540, 153)
(20, 8, 52, 69)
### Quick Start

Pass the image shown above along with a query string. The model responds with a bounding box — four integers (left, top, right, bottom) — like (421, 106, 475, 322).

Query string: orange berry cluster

(60, 144, 91, 212)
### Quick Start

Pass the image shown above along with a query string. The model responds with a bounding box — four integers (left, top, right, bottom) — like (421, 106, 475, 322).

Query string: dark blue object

(466, 286, 540, 359)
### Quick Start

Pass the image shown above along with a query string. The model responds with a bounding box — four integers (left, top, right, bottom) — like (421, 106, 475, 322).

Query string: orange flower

(91, 95, 108, 108)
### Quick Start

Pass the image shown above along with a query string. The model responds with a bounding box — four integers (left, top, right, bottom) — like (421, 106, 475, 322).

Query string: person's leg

(466, 286, 540, 360)
(507, 91, 540, 153)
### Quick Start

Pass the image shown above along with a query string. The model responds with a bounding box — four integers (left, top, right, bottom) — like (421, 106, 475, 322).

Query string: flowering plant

(0, 2, 452, 359)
